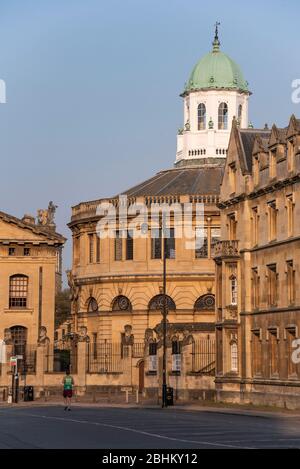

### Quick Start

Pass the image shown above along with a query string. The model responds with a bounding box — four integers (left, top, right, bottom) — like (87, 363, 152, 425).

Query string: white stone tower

(175, 24, 251, 166)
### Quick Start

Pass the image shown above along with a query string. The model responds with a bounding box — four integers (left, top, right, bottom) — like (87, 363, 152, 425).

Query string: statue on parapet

(37, 201, 57, 227)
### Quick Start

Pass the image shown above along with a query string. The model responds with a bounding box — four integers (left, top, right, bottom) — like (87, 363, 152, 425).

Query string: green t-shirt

(63, 376, 73, 390)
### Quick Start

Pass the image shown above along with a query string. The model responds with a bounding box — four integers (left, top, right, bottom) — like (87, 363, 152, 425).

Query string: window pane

(96, 236, 100, 263)
(89, 234, 94, 263)
(126, 231, 134, 260)
(211, 227, 221, 247)
(151, 229, 162, 259)
(165, 228, 175, 259)
(231, 277, 237, 305)
(195, 227, 208, 258)
(9, 275, 28, 308)
(218, 102, 228, 130)
(114, 231, 122, 261)
(198, 103, 206, 130)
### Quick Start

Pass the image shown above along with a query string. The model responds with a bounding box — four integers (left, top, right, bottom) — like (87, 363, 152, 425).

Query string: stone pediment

(0, 212, 65, 245)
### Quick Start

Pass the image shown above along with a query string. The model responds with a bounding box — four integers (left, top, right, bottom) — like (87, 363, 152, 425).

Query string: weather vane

(215, 21, 220, 40)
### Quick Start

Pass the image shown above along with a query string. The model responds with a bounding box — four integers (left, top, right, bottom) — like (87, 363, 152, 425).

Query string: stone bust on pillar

(38, 326, 50, 347)
(78, 326, 90, 343)
(4, 328, 13, 345)
(121, 325, 134, 346)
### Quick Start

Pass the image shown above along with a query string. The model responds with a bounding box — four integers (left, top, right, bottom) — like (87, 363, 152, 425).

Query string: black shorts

(63, 389, 73, 398)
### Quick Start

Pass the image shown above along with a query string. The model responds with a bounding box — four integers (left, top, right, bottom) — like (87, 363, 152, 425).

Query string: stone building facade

(0, 208, 65, 363)
(66, 29, 252, 399)
(68, 167, 221, 397)
(214, 115, 300, 408)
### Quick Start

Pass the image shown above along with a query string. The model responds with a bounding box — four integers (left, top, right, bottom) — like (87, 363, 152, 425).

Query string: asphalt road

(0, 405, 300, 449)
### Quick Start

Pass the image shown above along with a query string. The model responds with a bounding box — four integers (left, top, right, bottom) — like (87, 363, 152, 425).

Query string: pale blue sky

(0, 0, 299, 275)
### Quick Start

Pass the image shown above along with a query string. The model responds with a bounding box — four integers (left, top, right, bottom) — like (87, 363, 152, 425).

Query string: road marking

(0, 410, 252, 449)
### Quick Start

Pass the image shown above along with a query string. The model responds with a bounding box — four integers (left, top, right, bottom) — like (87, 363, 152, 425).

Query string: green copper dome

(184, 29, 248, 94)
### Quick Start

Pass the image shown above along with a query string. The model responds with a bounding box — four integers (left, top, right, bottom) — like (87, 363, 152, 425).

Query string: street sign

(10, 357, 17, 367)
(121, 386, 132, 392)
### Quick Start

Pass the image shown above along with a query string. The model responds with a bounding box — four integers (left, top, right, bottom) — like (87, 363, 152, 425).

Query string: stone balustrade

(213, 240, 239, 258)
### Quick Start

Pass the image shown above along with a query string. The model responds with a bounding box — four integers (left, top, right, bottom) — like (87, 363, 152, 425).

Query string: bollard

(136, 388, 139, 404)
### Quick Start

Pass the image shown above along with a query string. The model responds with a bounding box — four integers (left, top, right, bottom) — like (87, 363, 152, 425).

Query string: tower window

(218, 102, 228, 130)
(197, 103, 206, 130)
(238, 104, 242, 123)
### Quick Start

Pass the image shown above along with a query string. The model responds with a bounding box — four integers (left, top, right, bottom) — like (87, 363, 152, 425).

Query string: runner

(62, 369, 74, 411)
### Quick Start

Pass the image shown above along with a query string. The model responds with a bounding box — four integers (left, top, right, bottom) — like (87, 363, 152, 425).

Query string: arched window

(238, 104, 242, 123)
(10, 325, 27, 356)
(112, 295, 132, 312)
(9, 275, 28, 308)
(230, 342, 238, 372)
(197, 103, 206, 130)
(148, 294, 176, 311)
(218, 102, 228, 130)
(87, 297, 99, 313)
(230, 276, 238, 305)
(10, 326, 27, 345)
(194, 294, 215, 311)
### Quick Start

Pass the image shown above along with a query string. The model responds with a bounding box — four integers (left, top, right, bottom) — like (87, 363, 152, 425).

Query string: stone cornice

(0, 239, 62, 247)
(219, 173, 300, 208)
(74, 271, 215, 286)
(248, 173, 300, 200)
(240, 305, 300, 316)
(217, 193, 247, 209)
(239, 234, 300, 254)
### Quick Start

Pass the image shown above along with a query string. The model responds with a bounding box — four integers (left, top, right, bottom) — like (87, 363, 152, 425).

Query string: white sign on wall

(148, 355, 158, 372)
(0, 340, 6, 364)
(172, 354, 181, 372)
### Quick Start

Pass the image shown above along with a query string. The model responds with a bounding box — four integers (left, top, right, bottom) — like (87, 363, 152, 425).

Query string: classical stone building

(0, 206, 65, 354)
(214, 115, 300, 408)
(68, 28, 251, 397)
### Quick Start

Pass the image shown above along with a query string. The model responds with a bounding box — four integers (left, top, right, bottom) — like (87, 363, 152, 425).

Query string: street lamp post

(162, 227, 168, 408)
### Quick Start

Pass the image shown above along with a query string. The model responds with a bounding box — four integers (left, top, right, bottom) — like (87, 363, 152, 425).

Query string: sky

(0, 0, 299, 278)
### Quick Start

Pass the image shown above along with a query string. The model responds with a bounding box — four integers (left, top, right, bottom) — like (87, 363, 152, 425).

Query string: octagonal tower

(175, 25, 251, 166)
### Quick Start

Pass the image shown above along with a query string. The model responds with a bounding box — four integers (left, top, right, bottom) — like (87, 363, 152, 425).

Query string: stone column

(181, 342, 193, 401)
(122, 345, 133, 387)
(76, 340, 87, 396)
(1, 344, 13, 389)
(36, 345, 46, 397)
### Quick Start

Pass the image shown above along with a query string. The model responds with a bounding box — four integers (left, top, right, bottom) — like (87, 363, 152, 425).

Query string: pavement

(1, 403, 300, 448)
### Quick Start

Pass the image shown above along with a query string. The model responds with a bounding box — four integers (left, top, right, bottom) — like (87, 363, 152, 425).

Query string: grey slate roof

(239, 129, 271, 172)
(119, 165, 224, 197)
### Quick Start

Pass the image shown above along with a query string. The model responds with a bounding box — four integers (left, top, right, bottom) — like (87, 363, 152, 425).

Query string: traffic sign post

(10, 357, 19, 403)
